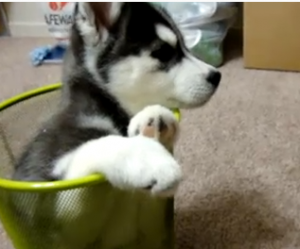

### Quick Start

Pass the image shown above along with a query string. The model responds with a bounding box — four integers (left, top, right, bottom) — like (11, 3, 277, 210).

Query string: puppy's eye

(151, 43, 175, 63)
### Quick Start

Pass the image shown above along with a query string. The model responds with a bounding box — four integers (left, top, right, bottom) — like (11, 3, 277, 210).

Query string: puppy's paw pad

(128, 105, 179, 149)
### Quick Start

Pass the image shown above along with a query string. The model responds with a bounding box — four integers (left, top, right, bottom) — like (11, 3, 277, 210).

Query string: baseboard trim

(8, 22, 51, 37)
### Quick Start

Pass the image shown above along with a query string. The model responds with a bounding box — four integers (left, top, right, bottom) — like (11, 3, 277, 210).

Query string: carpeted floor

(1, 37, 300, 249)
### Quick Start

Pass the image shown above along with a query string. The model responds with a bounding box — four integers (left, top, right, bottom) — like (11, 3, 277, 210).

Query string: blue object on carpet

(29, 44, 67, 66)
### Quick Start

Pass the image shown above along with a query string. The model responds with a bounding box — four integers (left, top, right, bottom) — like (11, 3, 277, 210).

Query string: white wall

(3, 2, 243, 38)
(3, 2, 50, 37)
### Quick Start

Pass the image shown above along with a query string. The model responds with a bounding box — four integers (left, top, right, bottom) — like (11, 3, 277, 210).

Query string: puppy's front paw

(128, 105, 179, 151)
(117, 136, 182, 197)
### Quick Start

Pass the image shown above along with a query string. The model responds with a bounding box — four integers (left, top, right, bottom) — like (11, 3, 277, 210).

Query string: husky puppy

(13, 2, 221, 201)
(10, 2, 221, 248)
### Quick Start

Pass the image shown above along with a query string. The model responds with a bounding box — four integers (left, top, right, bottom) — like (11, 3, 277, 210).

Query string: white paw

(55, 135, 182, 197)
(112, 136, 182, 197)
(128, 105, 179, 151)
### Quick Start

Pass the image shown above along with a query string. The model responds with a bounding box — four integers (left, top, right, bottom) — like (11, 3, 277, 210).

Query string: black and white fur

(13, 2, 221, 199)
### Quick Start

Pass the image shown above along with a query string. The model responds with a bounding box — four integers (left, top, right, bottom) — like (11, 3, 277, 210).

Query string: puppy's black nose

(207, 71, 221, 88)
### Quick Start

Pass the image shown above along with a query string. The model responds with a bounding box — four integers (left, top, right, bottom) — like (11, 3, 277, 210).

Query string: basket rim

(0, 83, 181, 192)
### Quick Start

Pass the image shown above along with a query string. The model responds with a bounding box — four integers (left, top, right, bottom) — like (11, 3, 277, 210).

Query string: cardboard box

(244, 3, 300, 71)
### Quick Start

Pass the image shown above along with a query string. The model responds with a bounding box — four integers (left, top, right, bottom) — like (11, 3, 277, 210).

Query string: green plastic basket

(0, 84, 180, 249)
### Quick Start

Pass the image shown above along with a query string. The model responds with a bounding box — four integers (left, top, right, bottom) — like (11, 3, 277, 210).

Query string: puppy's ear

(74, 2, 123, 44)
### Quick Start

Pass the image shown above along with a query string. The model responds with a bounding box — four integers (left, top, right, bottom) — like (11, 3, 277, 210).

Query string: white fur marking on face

(155, 24, 177, 47)
(107, 53, 173, 114)
(168, 53, 216, 107)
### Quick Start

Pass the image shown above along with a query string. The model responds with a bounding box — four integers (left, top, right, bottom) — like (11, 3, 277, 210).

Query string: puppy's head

(72, 2, 221, 114)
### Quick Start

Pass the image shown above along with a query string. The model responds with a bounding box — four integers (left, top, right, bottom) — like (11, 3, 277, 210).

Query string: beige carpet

(1, 37, 300, 249)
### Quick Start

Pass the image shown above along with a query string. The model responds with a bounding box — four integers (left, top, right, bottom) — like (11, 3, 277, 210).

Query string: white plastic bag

(158, 2, 217, 25)
(156, 2, 238, 67)
(40, 2, 76, 45)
